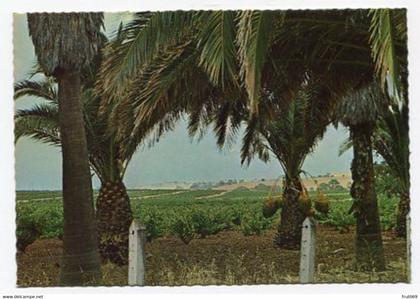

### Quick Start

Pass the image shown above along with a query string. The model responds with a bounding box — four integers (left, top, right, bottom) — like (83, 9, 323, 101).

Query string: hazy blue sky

(13, 13, 353, 190)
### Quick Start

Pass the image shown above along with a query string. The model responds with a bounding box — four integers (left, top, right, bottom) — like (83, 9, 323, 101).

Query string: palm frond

(197, 11, 238, 88)
(211, 101, 242, 148)
(240, 116, 269, 166)
(14, 78, 58, 102)
(240, 81, 333, 179)
(369, 9, 407, 101)
(187, 103, 214, 142)
(334, 81, 387, 126)
(107, 40, 211, 160)
(373, 104, 409, 192)
(97, 11, 195, 97)
(237, 10, 280, 114)
(14, 103, 60, 145)
(338, 137, 353, 156)
(27, 13, 104, 75)
(131, 41, 199, 129)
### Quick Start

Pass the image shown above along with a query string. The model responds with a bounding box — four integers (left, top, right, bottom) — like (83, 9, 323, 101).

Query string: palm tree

(237, 84, 333, 249)
(334, 83, 387, 271)
(98, 10, 389, 173)
(26, 12, 104, 285)
(14, 47, 169, 265)
(109, 26, 335, 249)
(339, 102, 409, 238)
(15, 76, 134, 266)
(339, 9, 409, 238)
(373, 104, 409, 237)
(370, 8, 409, 237)
(98, 9, 406, 266)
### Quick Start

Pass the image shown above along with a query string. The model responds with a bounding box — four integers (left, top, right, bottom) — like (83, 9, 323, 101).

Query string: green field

(16, 188, 398, 243)
(16, 188, 406, 286)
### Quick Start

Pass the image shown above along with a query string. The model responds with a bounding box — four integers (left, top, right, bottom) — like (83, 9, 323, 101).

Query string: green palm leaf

(98, 12, 195, 96)
(14, 78, 57, 102)
(15, 103, 60, 145)
(369, 9, 406, 101)
(373, 104, 409, 192)
(14, 77, 60, 145)
(237, 10, 279, 113)
(197, 11, 238, 88)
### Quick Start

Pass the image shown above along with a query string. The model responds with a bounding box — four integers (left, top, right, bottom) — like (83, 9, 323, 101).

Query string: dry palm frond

(314, 189, 330, 215)
(27, 13, 104, 75)
(262, 196, 282, 218)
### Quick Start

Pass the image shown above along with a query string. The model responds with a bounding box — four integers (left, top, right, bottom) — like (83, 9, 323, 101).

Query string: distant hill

(140, 182, 193, 190)
(139, 172, 351, 191)
(213, 172, 351, 191)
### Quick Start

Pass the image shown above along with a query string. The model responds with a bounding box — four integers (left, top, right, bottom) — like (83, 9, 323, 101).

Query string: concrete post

(128, 219, 146, 286)
(299, 217, 316, 283)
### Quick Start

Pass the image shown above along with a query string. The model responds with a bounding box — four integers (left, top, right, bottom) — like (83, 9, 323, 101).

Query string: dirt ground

(17, 225, 408, 287)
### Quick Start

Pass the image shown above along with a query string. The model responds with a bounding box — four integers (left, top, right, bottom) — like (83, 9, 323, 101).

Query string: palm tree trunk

(96, 180, 133, 265)
(274, 176, 306, 250)
(350, 124, 385, 271)
(395, 191, 410, 238)
(57, 71, 101, 285)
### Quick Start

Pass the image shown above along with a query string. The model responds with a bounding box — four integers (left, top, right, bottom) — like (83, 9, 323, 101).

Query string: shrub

(378, 195, 398, 231)
(223, 208, 242, 227)
(142, 210, 165, 242)
(190, 208, 227, 238)
(211, 209, 230, 231)
(170, 214, 195, 244)
(241, 212, 273, 236)
(16, 206, 41, 252)
(317, 203, 354, 233)
(31, 205, 63, 239)
(190, 209, 213, 238)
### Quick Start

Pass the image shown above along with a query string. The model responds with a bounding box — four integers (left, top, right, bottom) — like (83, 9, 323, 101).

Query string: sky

(13, 13, 354, 190)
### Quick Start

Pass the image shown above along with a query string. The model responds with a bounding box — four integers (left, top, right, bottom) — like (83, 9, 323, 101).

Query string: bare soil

(17, 225, 407, 287)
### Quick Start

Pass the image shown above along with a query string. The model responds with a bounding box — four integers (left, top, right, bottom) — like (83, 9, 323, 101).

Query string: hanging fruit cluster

(262, 195, 282, 218)
(314, 188, 330, 215)
(298, 187, 314, 217)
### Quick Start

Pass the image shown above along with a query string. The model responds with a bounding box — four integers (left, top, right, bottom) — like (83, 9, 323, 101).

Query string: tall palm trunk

(395, 191, 409, 238)
(350, 124, 385, 271)
(57, 71, 101, 285)
(274, 176, 306, 250)
(96, 180, 133, 265)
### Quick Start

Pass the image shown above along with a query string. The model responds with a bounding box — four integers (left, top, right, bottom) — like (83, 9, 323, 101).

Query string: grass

(315, 259, 408, 283)
(17, 227, 408, 286)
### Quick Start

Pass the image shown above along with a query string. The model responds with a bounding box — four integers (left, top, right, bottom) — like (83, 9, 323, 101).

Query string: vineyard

(16, 188, 398, 244)
(16, 187, 407, 286)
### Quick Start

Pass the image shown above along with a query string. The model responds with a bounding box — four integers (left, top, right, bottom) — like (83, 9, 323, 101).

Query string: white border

(1, 0, 419, 298)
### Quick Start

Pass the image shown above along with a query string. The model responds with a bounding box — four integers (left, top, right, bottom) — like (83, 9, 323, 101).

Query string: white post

(299, 217, 316, 283)
(128, 219, 146, 286)
(406, 213, 411, 282)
